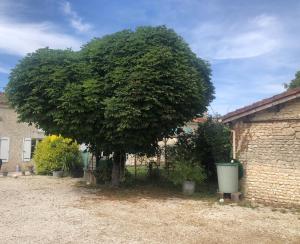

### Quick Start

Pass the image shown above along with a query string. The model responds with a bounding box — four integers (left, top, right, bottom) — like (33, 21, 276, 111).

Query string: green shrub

(34, 135, 83, 175)
(169, 117, 232, 180)
(169, 160, 206, 186)
(147, 161, 160, 180)
(123, 168, 136, 186)
(93, 159, 113, 183)
(231, 159, 244, 180)
(194, 117, 232, 179)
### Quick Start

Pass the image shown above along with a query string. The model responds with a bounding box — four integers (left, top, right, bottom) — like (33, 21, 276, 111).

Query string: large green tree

(284, 71, 300, 90)
(6, 26, 214, 186)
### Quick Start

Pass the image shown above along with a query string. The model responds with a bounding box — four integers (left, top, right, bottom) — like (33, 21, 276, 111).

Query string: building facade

(0, 93, 44, 172)
(222, 88, 300, 207)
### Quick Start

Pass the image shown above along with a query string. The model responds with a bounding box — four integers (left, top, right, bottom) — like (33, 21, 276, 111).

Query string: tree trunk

(111, 151, 125, 187)
(120, 153, 126, 182)
(95, 153, 101, 169)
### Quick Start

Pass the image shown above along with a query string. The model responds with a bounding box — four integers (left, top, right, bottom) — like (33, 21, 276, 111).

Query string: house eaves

(222, 87, 300, 123)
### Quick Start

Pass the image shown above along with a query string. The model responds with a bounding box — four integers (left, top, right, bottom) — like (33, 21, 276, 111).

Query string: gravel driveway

(0, 176, 299, 244)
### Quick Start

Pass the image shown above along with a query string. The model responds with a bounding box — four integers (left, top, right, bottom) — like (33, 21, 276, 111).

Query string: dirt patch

(0, 176, 299, 244)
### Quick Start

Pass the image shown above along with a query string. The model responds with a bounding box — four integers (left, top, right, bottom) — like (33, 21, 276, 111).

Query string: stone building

(0, 93, 44, 172)
(222, 88, 300, 206)
(125, 117, 207, 166)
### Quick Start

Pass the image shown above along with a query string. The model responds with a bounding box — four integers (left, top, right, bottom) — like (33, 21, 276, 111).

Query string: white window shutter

(0, 137, 10, 162)
(23, 138, 31, 162)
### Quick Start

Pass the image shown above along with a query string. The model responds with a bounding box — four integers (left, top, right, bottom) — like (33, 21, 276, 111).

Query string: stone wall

(0, 104, 44, 172)
(233, 98, 300, 207)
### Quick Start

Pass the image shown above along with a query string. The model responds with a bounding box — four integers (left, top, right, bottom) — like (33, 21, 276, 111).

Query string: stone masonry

(0, 95, 44, 172)
(232, 98, 300, 207)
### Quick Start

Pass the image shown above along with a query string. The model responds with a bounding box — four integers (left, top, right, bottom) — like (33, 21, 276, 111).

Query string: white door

(23, 138, 31, 162)
(0, 137, 10, 162)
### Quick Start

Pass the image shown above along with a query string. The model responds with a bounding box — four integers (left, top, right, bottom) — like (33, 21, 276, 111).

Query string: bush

(123, 168, 136, 186)
(147, 161, 160, 180)
(231, 159, 244, 180)
(93, 159, 113, 183)
(193, 117, 232, 179)
(34, 135, 83, 175)
(169, 160, 206, 186)
(168, 117, 232, 180)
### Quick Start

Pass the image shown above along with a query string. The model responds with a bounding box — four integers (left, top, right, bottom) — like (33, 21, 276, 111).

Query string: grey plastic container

(52, 170, 63, 178)
(216, 163, 239, 193)
(182, 181, 195, 195)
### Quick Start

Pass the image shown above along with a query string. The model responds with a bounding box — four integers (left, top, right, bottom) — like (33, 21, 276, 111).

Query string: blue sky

(0, 0, 299, 115)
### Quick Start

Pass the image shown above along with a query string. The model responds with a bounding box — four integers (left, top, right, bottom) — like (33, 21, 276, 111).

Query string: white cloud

(62, 1, 92, 33)
(0, 1, 83, 56)
(214, 31, 278, 59)
(188, 14, 281, 60)
(0, 65, 9, 74)
(251, 14, 280, 29)
(0, 18, 82, 56)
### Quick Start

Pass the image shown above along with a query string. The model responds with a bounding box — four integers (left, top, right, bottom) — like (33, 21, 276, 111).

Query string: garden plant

(34, 135, 83, 175)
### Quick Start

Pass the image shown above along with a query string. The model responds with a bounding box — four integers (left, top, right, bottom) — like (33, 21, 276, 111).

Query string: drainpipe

(231, 130, 236, 159)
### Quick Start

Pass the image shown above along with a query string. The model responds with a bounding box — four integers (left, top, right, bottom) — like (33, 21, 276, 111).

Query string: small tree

(169, 117, 231, 180)
(284, 71, 300, 90)
(193, 118, 232, 179)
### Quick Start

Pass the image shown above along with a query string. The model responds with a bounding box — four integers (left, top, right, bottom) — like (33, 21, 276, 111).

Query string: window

(31, 138, 42, 159)
(0, 137, 10, 162)
(23, 138, 42, 161)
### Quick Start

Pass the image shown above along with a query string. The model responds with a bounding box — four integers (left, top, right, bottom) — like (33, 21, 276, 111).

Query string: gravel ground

(0, 175, 299, 244)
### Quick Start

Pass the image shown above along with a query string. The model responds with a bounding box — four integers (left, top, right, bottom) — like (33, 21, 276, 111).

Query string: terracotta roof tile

(222, 87, 300, 122)
(192, 117, 207, 123)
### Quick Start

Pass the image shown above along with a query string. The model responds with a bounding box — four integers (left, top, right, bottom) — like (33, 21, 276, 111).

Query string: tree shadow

(74, 180, 217, 203)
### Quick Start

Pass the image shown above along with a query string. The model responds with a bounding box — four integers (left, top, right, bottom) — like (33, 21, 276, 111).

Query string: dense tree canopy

(6, 26, 214, 185)
(285, 71, 300, 90)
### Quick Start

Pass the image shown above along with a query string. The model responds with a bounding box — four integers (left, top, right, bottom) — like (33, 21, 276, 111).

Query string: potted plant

(169, 160, 206, 195)
(52, 162, 64, 177)
(52, 155, 75, 178)
(52, 170, 63, 177)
